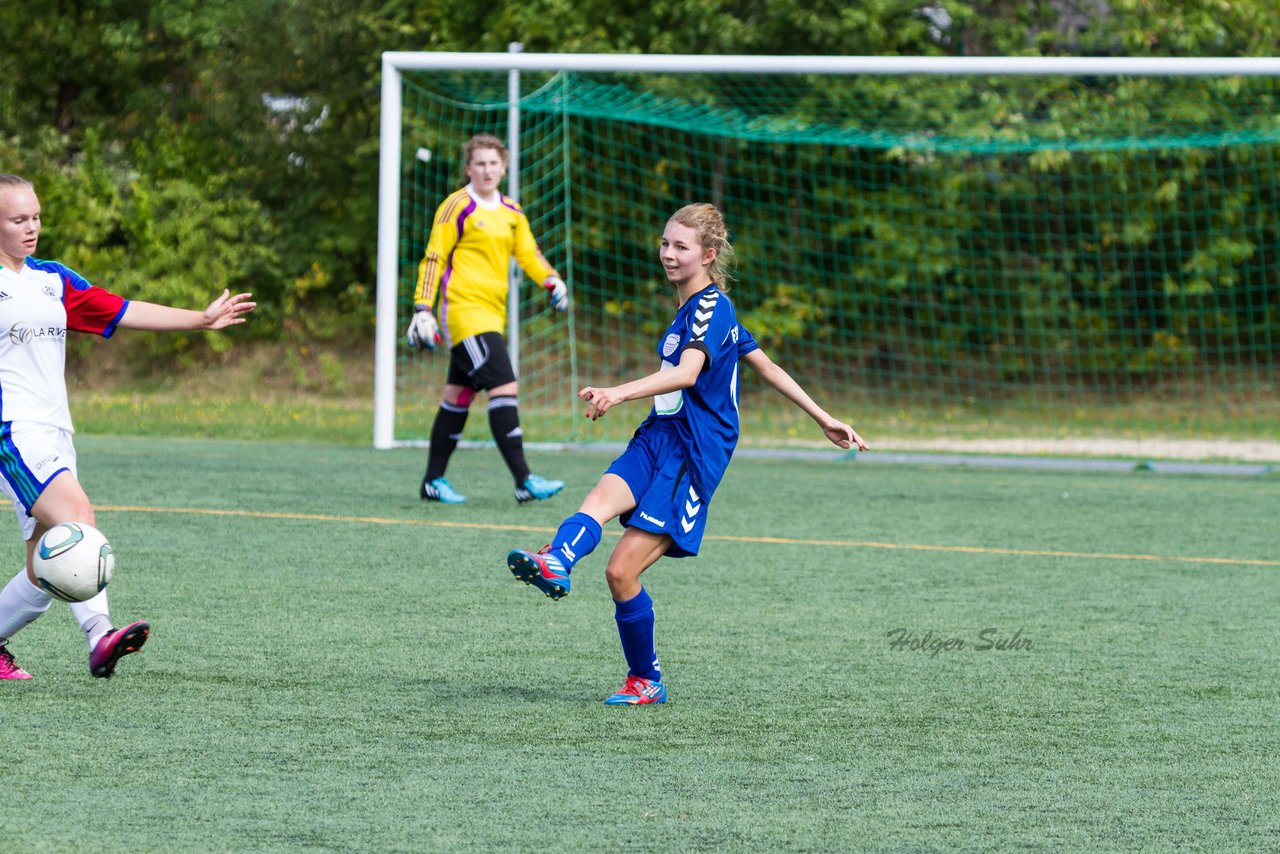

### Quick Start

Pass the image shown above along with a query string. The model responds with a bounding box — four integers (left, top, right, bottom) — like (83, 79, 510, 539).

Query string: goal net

(376, 54, 1280, 461)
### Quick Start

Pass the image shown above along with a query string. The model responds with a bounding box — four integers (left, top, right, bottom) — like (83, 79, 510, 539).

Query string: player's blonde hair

(462, 134, 508, 170)
(0, 174, 34, 192)
(669, 203, 735, 289)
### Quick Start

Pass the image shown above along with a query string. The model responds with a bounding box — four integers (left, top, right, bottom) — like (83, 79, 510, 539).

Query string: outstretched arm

(578, 348, 707, 421)
(741, 348, 869, 451)
(118, 290, 256, 332)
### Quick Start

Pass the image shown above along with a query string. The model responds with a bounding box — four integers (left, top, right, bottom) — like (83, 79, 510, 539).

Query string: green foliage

(503, 71, 1279, 395)
(0, 132, 278, 364)
(3, 0, 1279, 375)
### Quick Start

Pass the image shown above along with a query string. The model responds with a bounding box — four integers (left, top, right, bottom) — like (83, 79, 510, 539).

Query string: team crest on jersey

(42, 285, 57, 298)
(662, 333, 681, 358)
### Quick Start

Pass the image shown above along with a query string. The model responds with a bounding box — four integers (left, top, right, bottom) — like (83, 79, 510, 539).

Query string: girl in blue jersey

(0, 174, 255, 681)
(506, 203, 868, 705)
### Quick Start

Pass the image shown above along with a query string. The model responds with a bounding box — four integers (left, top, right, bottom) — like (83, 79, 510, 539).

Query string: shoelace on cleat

(0, 646, 23, 673)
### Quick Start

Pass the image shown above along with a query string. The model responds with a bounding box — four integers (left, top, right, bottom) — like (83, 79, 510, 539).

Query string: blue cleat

(604, 675, 667, 706)
(421, 477, 467, 504)
(507, 546, 570, 600)
(515, 474, 564, 504)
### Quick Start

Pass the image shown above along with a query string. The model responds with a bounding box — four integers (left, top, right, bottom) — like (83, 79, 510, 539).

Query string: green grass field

(3, 437, 1278, 851)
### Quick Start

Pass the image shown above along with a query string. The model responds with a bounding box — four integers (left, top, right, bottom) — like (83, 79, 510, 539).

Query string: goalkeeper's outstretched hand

(406, 308, 441, 350)
(543, 275, 568, 311)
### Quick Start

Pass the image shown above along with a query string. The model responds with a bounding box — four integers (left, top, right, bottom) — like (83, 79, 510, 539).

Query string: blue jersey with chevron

(642, 284, 741, 501)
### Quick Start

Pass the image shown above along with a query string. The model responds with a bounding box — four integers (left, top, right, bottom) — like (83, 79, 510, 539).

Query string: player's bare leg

(26, 471, 94, 583)
(29, 471, 148, 678)
(0, 471, 92, 679)
(578, 474, 638, 526)
(603, 527, 669, 603)
(604, 527, 671, 705)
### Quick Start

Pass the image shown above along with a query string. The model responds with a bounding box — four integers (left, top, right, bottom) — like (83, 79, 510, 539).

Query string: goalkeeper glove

(543, 274, 568, 311)
(406, 307, 441, 350)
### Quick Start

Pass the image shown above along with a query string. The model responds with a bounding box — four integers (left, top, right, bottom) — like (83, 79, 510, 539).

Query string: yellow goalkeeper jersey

(413, 186, 557, 345)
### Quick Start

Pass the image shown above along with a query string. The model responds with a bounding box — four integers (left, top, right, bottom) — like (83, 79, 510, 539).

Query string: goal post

(375, 52, 1280, 459)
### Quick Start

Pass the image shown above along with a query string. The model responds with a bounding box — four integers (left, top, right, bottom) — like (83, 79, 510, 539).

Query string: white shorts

(0, 422, 78, 540)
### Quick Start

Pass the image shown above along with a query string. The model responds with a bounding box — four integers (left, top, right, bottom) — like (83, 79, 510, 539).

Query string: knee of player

(603, 559, 641, 590)
(71, 503, 96, 527)
(48, 505, 95, 530)
(447, 388, 477, 409)
(488, 379, 519, 399)
(33, 486, 95, 528)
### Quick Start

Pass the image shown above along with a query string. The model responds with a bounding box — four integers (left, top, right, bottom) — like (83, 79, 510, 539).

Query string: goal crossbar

(381, 52, 1280, 77)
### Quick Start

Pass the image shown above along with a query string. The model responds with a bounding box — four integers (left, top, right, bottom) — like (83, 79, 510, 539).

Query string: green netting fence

(393, 69, 1280, 461)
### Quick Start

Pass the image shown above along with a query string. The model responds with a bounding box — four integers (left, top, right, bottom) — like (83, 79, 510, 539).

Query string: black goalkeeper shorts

(446, 331, 517, 390)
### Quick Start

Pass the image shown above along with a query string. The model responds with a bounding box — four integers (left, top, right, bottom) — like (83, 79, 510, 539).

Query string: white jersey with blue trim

(643, 284, 742, 500)
(0, 258, 128, 431)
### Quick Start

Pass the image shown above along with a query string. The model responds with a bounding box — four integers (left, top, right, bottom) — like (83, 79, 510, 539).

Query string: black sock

(425, 402, 469, 481)
(488, 395, 530, 485)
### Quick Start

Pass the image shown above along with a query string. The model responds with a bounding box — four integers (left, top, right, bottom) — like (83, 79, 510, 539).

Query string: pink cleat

(0, 644, 33, 680)
(89, 620, 150, 678)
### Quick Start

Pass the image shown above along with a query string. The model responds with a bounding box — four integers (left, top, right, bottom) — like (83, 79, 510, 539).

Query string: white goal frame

(374, 52, 1280, 448)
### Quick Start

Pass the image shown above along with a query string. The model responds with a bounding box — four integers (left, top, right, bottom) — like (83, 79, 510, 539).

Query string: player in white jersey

(0, 174, 255, 680)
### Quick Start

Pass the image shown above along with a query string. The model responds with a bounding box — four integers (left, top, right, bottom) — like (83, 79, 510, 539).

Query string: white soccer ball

(33, 522, 115, 603)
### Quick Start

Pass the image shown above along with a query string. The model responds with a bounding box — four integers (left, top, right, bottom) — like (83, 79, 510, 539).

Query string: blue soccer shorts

(606, 420, 710, 558)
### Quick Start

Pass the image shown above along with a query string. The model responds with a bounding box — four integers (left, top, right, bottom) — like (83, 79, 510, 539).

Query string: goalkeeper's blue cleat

(421, 477, 467, 504)
(515, 474, 564, 504)
(507, 546, 570, 600)
(604, 675, 667, 706)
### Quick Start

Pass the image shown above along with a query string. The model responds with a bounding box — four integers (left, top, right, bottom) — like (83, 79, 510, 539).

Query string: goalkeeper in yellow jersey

(406, 134, 567, 505)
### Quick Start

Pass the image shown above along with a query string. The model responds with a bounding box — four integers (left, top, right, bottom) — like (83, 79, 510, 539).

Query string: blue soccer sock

(549, 512, 601, 573)
(614, 587, 660, 681)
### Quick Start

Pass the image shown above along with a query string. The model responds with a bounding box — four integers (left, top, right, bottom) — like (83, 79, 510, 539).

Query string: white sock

(0, 568, 54, 644)
(70, 591, 112, 650)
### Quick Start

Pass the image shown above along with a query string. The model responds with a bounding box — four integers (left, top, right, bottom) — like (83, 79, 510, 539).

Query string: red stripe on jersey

(62, 275, 126, 335)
